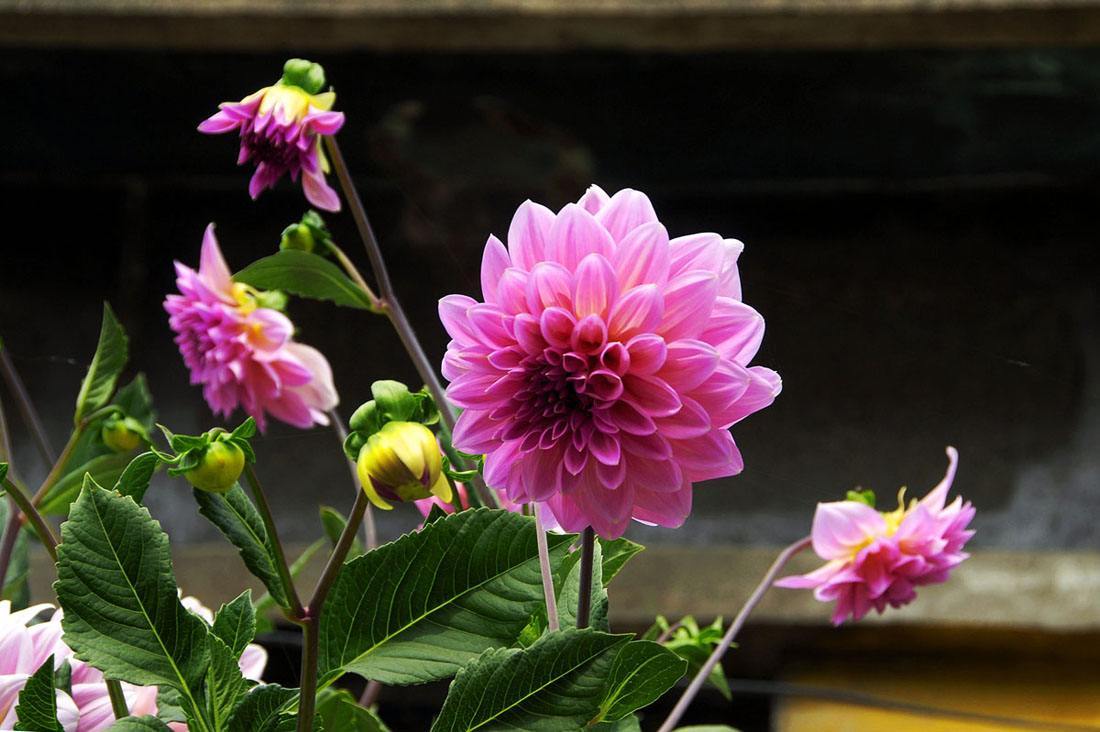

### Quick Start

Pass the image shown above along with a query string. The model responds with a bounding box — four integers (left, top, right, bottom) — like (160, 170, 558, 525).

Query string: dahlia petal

(496, 269, 530, 314)
(622, 374, 681, 418)
(480, 235, 511, 303)
(304, 109, 346, 135)
(507, 200, 555, 270)
(199, 224, 234, 297)
(447, 373, 504, 409)
(522, 446, 565, 501)
(656, 396, 711, 439)
(468, 304, 513, 347)
(596, 458, 627, 490)
(660, 270, 720, 341)
(718, 238, 745, 299)
(595, 188, 658, 242)
(282, 342, 339, 416)
(660, 340, 720, 392)
(588, 430, 621, 466)
(699, 297, 765, 365)
(539, 307, 576, 348)
(691, 363, 753, 427)
(526, 261, 575, 313)
(625, 334, 668, 375)
(549, 203, 616, 270)
(631, 481, 692, 528)
(613, 221, 670, 290)
(438, 294, 480, 345)
(811, 501, 888, 561)
(919, 446, 960, 513)
(608, 284, 664, 340)
(513, 313, 547, 354)
(573, 253, 618, 319)
(669, 233, 724, 277)
(670, 429, 743, 481)
(571, 314, 608, 355)
(198, 109, 242, 134)
(302, 169, 341, 212)
(609, 401, 657, 436)
(576, 183, 611, 214)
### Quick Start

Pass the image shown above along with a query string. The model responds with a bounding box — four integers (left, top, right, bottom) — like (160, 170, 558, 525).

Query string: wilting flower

(0, 598, 266, 731)
(776, 447, 975, 625)
(198, 59, 345, 211)
(439, 185, 780, 538)
(357, 421, 453, 510)
(165, 225, 338, 431)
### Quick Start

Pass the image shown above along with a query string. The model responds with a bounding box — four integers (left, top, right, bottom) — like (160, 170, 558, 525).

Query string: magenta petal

(198, 111, 240, 134)
(659, 339, 720, 392)
(199, 224, 234, 297)
(453, 409, 501, 453)
(622, 374, 681, 417)
(595, 188, 658, 243)
(811, 502, 887, 561)
(539, 307, 576, 348)
(699, 297, 765, 365)
(670, 429, 742, 481)
(549, 203, 616, 270)
(613, 221, 670, 290)
(526, 261, 574, 314)
(656, 396, 711, 438)
(625, 334, 667, 375)
(608, 284, 663, 340)
(660, 271, 719, 341)
(508, 200, 556, 270)
(480, 235, 511, 303)
(588, 430, 621, 466)
(669, 232, 724, 277)
(302, 170, 341, 212)
(438, 294, 480, 345)
(576, 183, 611, 213)
(573, 253, 618, 319)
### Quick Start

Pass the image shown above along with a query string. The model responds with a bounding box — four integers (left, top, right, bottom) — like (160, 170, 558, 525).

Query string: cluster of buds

(154, 418, 257, 494)
(342, 381, 455, 510)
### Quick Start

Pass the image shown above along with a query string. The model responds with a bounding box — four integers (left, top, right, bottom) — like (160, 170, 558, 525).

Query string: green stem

(30, 427, 81, 506)
(534, 506, 559, 632)
(2, 477, 58, 561)
(0, 342, 55, 464)
(575, 528, 595, 630)
(329, 243, 384, 314)
(328, 408, 377, 549)
(242, 464, 304, 619)
(297, 486, 368, 732)
(106, 676, 130, 719)
(656, 536, 812, 732)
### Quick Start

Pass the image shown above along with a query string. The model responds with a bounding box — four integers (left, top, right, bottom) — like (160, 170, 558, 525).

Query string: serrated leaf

(235, 251, 373, 310)
(113, 374, 156, 430)
(595, 641, 687, 722)
(75, 303, 129, 424)
(193, 485, 289, 608)
(115, 452, 160, 504)
(431, 628, 628, 731)
(316, 688, 390, 732)
(226, 684, 298, 732)
(203, 634, 248, 731)
(319, 508, 574, 686)
(598, 538, 644, 585)
(108, 717, 174, 731)
(39, 452, 133, 515)
(558, 540, 608, 631)
(14, 655, 62, 732)
(54, 484, 210, 721)
(212, 590, 256, 658)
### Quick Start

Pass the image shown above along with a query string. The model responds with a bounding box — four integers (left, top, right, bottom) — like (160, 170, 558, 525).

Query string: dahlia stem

(575, 527, 596, 630)
(656, 536, 812, 732)
(0, 394, 20, 589)
(323, 135, 494, 507)
(0, 342, 55, 465)
(106, 677, 130, 719)
(327, 408, 377, 549)
(534, 506, 559, 632)
(30, 428, 80, 506)
(2, 476, 57, 562)
(298, 487, 368, 732)
(329, 243, 384, 314)
(242, 464, 304, 619)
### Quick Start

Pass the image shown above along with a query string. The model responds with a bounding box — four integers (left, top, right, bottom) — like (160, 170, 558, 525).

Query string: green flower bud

(282, 58, 327, 95)
(184, 440, 246, 494)
(280, 210, 333, 256)
(101, 416, 147, 453)
(356, 421, 451, 510)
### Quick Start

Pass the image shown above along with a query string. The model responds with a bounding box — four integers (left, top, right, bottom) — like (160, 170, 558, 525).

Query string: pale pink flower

(776, 447, 975, 625)
(439, 185, 780, 538)
(198, 83, 344, 211)
(165, 225, 339, 431)
(0, 603, 79, 731)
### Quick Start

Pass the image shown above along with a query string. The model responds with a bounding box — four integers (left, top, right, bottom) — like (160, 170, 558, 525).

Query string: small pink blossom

(776, 447, 975, 625)
(439, 185, 780, 538)
(199, 83, 344, 211)
(165, 225, 339, 431)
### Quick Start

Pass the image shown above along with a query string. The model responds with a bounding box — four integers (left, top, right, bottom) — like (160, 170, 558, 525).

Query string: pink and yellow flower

(198, 70, 344, 211)
(165, 225, 338, 431)
(439, 185, 780, 538)
(776, 447, 975, 625)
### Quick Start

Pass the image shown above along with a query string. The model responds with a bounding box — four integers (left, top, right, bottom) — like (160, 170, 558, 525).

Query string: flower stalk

(2, 476, 59, 562)
(575, 527, 596, 630)
(242, 464, 305, 619)
(534, 506, 559, 632)
(656, 535, 812, 732)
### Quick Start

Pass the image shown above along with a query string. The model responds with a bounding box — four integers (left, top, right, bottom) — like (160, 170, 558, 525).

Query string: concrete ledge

(26, 543, 1100, 631)
(5, 0, 1100, 50)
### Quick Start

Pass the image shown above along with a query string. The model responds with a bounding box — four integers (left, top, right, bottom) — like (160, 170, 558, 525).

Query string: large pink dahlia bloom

(439, 185, 781, 538)
(198, 83, 345, 211)
(165, 225, 338, 431)
(776, 447, 975, 625)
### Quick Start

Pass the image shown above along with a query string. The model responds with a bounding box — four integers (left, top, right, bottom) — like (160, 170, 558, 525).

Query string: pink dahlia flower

(776, 447, 975, 625)
(165, 225, 339, 431)
(198, 82, 345, 211)
(439, 185, 781, 538)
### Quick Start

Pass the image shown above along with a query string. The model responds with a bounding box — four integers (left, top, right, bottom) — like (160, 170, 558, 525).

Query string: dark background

(1, 48, 1097, 548)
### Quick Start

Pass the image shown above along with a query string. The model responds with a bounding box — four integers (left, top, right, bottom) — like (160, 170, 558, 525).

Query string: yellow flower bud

(356, 421, 452, 510)
(185, 440, 245, 494)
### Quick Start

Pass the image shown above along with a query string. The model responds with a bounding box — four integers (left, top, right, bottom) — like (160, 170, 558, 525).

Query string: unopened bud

(101, 416, 146, 453)
(356, 421, 451, 510)
(185, 440, 245, 494)
(282, 58, 327, 95)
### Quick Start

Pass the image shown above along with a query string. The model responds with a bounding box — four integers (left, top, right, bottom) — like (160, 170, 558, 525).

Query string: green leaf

(212, 590, 256, 658)
(594, 641, 687, 722)
(558, 540, 608, 631)
(319, 508, 574, 686)
(0, 500, 30, 608)
(235, 251, 373, 310)
(75, 303, 129, 424)
(54, 484, 210, 721)
(319, 505, 364, 558)
(650, 616, 731, 701)
(592, 716, 641, 732)
(193, 484, 289, 608)
(371, 381, 414, 421)
(113, 374, 156, 431)
(203, 634, 248, 731)
(431, 628, 628, 731)
(254, 538, 326, 634)
(115, 452, 160, 504)
(598, 538, 644, 585)
(226, 684, 298, 732)
(108, 717, 174, 731)
(14, 655, 62, 732)
(39, 452, 133, 515)
(316, 688, 390, 732)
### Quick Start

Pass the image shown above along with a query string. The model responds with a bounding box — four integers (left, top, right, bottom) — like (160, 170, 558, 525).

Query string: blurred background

(2, 1, 1100, 729)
